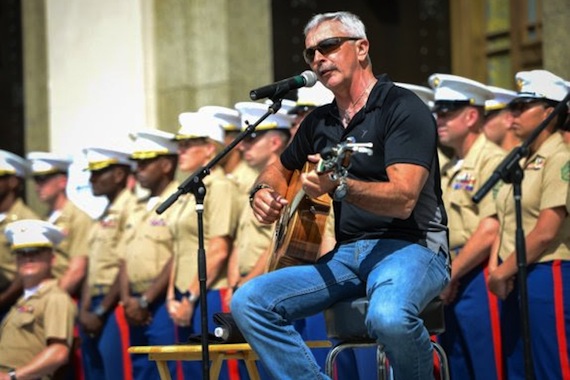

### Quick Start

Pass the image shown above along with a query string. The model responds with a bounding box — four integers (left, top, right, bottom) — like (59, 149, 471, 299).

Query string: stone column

(542, 0, 570, 79)
(153, 0, 272, 131)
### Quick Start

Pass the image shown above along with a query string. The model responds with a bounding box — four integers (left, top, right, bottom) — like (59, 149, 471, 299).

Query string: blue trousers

(439, 263, 503, 380)
(231, 239, 449, 380)
(501, 261, 570, 380)
(80, 296, 131, 380)
(128, 298, 181, 380)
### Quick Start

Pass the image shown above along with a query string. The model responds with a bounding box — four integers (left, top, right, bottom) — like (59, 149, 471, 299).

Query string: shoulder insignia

(491, 181, 504, 199)
(562, 161, 570, 182)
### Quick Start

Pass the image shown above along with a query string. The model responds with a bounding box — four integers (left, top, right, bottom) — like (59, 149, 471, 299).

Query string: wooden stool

(324, 297, 450, 380)
(129, 340, 332, 380)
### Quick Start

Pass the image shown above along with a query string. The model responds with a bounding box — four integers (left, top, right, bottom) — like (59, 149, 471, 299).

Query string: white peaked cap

(279, 99, 297, 114)
(198, 106, 241, 132)
(429, 73, 494, 106)
(485, 86, 518, 112)
(130, 129, 177, 160)
(395, 82, 434, 107)
(295, 81, 334, 108)
(176, 112, 225, 144)
(514, 70, 569, 102)
(0, 150, 30, 178)
(234, 102, 293, 131)
(27, 151, 72, 175)
(5, 219, 63, 251)
(263, 99, 298, 124)
(82, 146, 133, 172)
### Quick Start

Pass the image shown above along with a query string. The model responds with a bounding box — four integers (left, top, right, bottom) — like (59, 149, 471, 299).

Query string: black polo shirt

(281, 74, 448, 254)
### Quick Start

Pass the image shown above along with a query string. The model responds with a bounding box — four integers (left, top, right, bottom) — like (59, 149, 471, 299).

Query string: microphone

(249, 70, 318, 101)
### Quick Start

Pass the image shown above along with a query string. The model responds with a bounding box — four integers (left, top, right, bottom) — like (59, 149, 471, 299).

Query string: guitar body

(268, 162, 331, 271)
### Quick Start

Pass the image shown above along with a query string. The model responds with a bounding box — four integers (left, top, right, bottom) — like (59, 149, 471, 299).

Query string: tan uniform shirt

(496, 133, 570, 262)
(119, 181, 180, 294)
(0, 279, 76, 374)
(49, 201, 94, 280)
(441, 134, 505, 255)
(0, 199, 40, 290)
(227, 161, 259, 238)
(172, 167, 238, 292)
(235, 205, 274, 275)
(87, 189, 136, 293)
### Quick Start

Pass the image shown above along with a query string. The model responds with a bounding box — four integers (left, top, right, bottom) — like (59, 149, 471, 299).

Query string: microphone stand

(472, 91, 570, 380)
(156, 98, 284, 380)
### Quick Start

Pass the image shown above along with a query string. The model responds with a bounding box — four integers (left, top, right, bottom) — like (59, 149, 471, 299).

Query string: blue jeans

(231, 238, 450, 380)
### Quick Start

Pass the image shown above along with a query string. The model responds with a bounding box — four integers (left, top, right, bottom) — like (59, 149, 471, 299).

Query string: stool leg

(431, 341, 450, 380)
(326, 342, 380, 379)
(325, 343, 348, 377)
(376, 346, 388, 380)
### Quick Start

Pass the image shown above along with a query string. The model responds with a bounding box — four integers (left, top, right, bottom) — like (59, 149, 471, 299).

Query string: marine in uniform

(0, 219, 76, 380)
(488, 70, 570, 379)
(0, 150, 40, 318)
(199, 105, 259, 237)
(27, 152, 94, 295)
(430, 74, 505, 380)
(199, 105, 259, 195)
(166, 111, 238, 380)
(483, 86, 520, 151)
(228, 102, 292, 291)
(118, 129, 181, 380)
(78, 147, 137, 380)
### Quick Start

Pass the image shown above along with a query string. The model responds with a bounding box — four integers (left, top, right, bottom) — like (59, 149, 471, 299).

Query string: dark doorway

(0, 0, 24, 156)
(272, 0, 450, 88)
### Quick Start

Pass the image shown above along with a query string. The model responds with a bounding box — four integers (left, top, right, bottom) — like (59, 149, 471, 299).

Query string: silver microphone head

(301, 70, 318, 87)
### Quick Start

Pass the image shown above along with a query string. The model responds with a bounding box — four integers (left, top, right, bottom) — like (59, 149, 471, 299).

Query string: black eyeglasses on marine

(508, 100, 551, 117)
(303, 36, 361, 64)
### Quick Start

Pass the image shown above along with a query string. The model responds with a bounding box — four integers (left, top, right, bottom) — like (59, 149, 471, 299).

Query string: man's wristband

(137, 295, 149, 309)
(182, 291, 199, 303)
(8, 370, 16, 380)
(249, 183, 273, 207)
(93, 304, 108, 319)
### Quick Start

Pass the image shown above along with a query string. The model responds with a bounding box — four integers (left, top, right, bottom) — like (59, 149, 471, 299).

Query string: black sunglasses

(33, 172, 63, 184)
(303, 36, 361, 64)
(508, 99, 550, 117)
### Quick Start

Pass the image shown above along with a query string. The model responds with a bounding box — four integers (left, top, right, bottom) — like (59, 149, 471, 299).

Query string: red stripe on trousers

(552, 260, 570, 379)
(115, 305, 134, 380)
(484, 266, 504, 380)
(71, 296, 85, 380)
(174, 324, 185, 380)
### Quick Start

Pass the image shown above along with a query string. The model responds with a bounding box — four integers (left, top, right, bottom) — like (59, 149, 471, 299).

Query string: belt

(90, 284, 111, 297)
(129, 280, 154, 295)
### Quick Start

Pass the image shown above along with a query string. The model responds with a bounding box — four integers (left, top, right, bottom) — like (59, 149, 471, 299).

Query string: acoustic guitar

(267, 137, 373, 271)
(267, 162, 332, 271)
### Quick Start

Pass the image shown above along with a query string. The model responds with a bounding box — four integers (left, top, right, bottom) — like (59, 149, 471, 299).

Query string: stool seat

(325, 297, 445, 340)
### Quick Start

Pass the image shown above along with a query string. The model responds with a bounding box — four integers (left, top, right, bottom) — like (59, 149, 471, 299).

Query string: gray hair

(304, 11, 367, 39)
